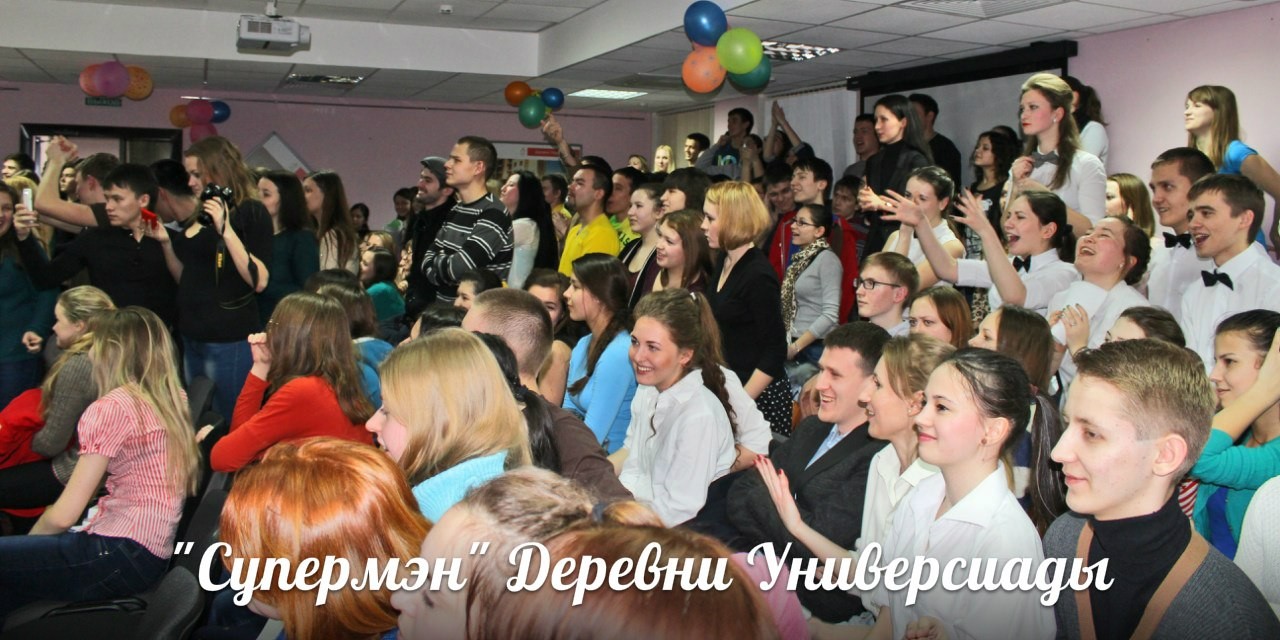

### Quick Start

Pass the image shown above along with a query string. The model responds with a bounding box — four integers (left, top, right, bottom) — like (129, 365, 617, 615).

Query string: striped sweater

(420, 193, 512, 302)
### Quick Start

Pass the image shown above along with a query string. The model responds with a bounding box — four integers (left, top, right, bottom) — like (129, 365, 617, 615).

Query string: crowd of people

(1, 70, 1279, 638)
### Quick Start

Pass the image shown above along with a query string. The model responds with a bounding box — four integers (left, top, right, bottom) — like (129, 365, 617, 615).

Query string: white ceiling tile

(462, 17, 553, 31)
(504, 0, 607, 8)
(926, 20, 1063, 45)
(305, 0, 402, 9)
(996, 3, 1154, 30)
(861, 36, 981, 57)
(293, 4, 391, 21)
(0, 67, 56, 82)
(114, 54, 208, 70)
(289, 63, 378, 77)
(1088, 0, 1226, 13)
(1078, 13, 1182, 33)
(597, 46, 684, 64)
(730, 0, 881, 25)
(634, 32, 698, 51)
(803, 48, 917, 69)
(483, 3, 583, 21)
(773, 26, 898, 49)
(388, 1, 500, 20)
(832, 6, 977, 35)
(935, 45, 1014, 60)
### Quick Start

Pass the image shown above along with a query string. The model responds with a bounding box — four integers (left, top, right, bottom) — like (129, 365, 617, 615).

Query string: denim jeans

(183, 337, 252, 419)
(0, 358, 42, 411)
(0, 532, 167, 623)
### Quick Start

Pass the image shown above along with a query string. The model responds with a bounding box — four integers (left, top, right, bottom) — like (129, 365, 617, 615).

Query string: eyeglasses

(792, 219, 819, 228)
(853, 278, 903, 291)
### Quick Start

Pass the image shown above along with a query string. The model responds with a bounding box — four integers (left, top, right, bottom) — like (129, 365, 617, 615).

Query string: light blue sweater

(563, 332, 637, 454)
(412, 452, 508, 522)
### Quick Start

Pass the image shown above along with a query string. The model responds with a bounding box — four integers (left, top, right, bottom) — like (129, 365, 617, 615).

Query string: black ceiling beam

(846, 40, 1078, 98)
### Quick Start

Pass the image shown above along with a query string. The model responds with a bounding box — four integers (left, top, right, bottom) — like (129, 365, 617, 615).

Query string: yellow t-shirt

(559, 213, 622, 275)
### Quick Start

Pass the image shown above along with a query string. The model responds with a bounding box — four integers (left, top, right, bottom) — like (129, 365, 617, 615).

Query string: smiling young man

(727, 321, 890, 623)
(1046, 339, 1279, 639)
(558, 162, 621, 275)
(1146, 148, 1215, 323)
(421, 136, 512, 303)
(1178, 174, 1280, 370)
(17, 163, 178, 326)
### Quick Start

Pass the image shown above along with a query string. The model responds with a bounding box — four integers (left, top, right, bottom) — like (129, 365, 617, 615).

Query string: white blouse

(1050, 280, 1148, 388)
(1027, 148, 1107, 224)
(868, 465, 1055, 640)
(618, 369, 736, 526)
(955, 248, 1079, 317)
(851, 444, 937, 612)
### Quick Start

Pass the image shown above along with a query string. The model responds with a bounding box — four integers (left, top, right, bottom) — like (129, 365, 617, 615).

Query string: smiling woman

(618, 288, 737, 526)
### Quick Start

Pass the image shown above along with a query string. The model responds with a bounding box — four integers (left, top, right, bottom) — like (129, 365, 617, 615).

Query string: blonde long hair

(91, 307, 200, 495)
(40, 286, 116, 416)
(379, 328, 531, 485)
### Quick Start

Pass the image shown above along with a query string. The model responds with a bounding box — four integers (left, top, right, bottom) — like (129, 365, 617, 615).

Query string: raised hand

(755, 456, 803, 534)
(858, 185, 887, 212)
(12, 204, 38, 242)
(878, 190, 925, 228)
(247, 331, 272, 379)
(540, 114, 564, 145)
(1061, 304, 1091, 355)
(950, 189, 994, 234)
(1011, 156, 1034, 181)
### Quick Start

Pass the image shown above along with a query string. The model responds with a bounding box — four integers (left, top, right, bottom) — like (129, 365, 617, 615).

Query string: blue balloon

(684, 1, 728, 47)
(541, 87, 565, 111)
(728, 56, 772, 91)
(210, 100, 231, 124)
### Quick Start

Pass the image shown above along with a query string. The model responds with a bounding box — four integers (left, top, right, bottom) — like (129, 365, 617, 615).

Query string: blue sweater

(563, 331, 636, 454)
(412, 452, 508, 522)
(1192, 428, 1280, 548)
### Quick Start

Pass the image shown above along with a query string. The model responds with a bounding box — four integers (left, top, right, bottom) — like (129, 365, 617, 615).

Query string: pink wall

(0, 83, 651, 227)
(1074, 3, 1280, 182)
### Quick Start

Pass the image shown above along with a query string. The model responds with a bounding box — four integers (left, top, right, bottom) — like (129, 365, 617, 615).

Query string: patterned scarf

(780, 238, 830, 338)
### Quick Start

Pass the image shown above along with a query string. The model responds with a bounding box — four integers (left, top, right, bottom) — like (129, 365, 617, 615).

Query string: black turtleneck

(1087, 495, 1191, 640)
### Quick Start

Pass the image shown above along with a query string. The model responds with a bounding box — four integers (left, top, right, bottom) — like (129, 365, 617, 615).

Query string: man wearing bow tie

(1179, 174, 1280, 370)
(1147, 148, 1214, 323)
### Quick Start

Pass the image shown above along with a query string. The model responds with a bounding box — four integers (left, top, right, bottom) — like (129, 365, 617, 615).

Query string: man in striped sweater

(421, 135, 513, 302)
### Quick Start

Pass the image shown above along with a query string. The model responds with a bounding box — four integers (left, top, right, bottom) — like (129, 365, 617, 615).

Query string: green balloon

(716, 28, 763, 75)
(517, 95, 547, 129)
(729, 56, 772, 90)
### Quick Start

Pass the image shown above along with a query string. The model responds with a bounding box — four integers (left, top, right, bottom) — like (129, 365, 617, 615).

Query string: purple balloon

(93, 62, 130, 98)
(211, 100, 232, 124)
(186, 99, 215, 126)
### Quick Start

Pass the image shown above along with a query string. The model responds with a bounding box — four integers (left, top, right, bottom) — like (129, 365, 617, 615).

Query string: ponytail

(1022, 191, 1075, 263)
(634, 289, 737, 436)
(1027, 392, 1067, 533)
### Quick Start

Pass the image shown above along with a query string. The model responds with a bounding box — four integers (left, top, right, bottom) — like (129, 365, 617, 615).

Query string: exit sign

(85, 97, 122, 107)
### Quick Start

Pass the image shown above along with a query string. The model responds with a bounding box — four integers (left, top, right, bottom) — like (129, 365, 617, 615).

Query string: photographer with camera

(173, 136, 272, 417)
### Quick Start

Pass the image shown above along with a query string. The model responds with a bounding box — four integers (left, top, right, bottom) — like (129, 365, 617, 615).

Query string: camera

(198, 184, 234, 226)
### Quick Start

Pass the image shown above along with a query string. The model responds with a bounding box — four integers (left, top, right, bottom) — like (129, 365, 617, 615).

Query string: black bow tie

(1164, 232, 1192, 249)
(1201, 270, 1234, 289)
(1031, 150, 1059, 168)
(1012, 256, 1031, 272)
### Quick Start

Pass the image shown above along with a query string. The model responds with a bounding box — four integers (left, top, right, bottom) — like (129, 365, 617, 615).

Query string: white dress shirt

(618, 368, 736, 526)
(868, 464, 1056, 640)
(1147, 240, 1213, 323)
(1050, 280, 1148, 389)
(1180, 243, 1280, 371)
(1028, 149, 1107, 224)
(955, 248, 1079, 317)
(720, 365, 772, 454)
(851, 444, 937, 612)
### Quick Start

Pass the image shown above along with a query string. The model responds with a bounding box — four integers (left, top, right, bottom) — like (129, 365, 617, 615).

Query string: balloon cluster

(504, 81, 566, 129)
(681, 1, 771, 94)
(79, 62, 153, 100)
(168, 99, 233, 143)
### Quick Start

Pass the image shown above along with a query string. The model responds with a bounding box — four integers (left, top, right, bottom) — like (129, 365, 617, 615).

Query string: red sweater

(211, 374, 372, 472)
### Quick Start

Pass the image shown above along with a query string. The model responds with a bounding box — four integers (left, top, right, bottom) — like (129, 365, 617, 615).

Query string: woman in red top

(0, 307, 200, 622)
(211, 292, 373, 472)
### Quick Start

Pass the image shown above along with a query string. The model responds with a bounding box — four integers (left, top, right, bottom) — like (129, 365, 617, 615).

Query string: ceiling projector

(237, 14, 311, 52)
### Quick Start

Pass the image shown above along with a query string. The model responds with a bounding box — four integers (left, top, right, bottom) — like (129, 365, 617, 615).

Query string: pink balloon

(93, 61, 130, 98)
(189, 123, 218, 143)
(186, 99, 215, 125)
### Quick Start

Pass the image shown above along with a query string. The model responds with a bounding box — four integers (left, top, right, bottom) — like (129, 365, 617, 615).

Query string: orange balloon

(124, 66, 153, 101)
(169, 104, 191, 128)
(682, 46, 726, 94)
(504, 81, 533, 107)
(79, 64, 102, 96)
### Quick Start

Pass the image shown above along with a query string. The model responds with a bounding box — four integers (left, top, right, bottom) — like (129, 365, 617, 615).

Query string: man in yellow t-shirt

(559, 163, 620, 275)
